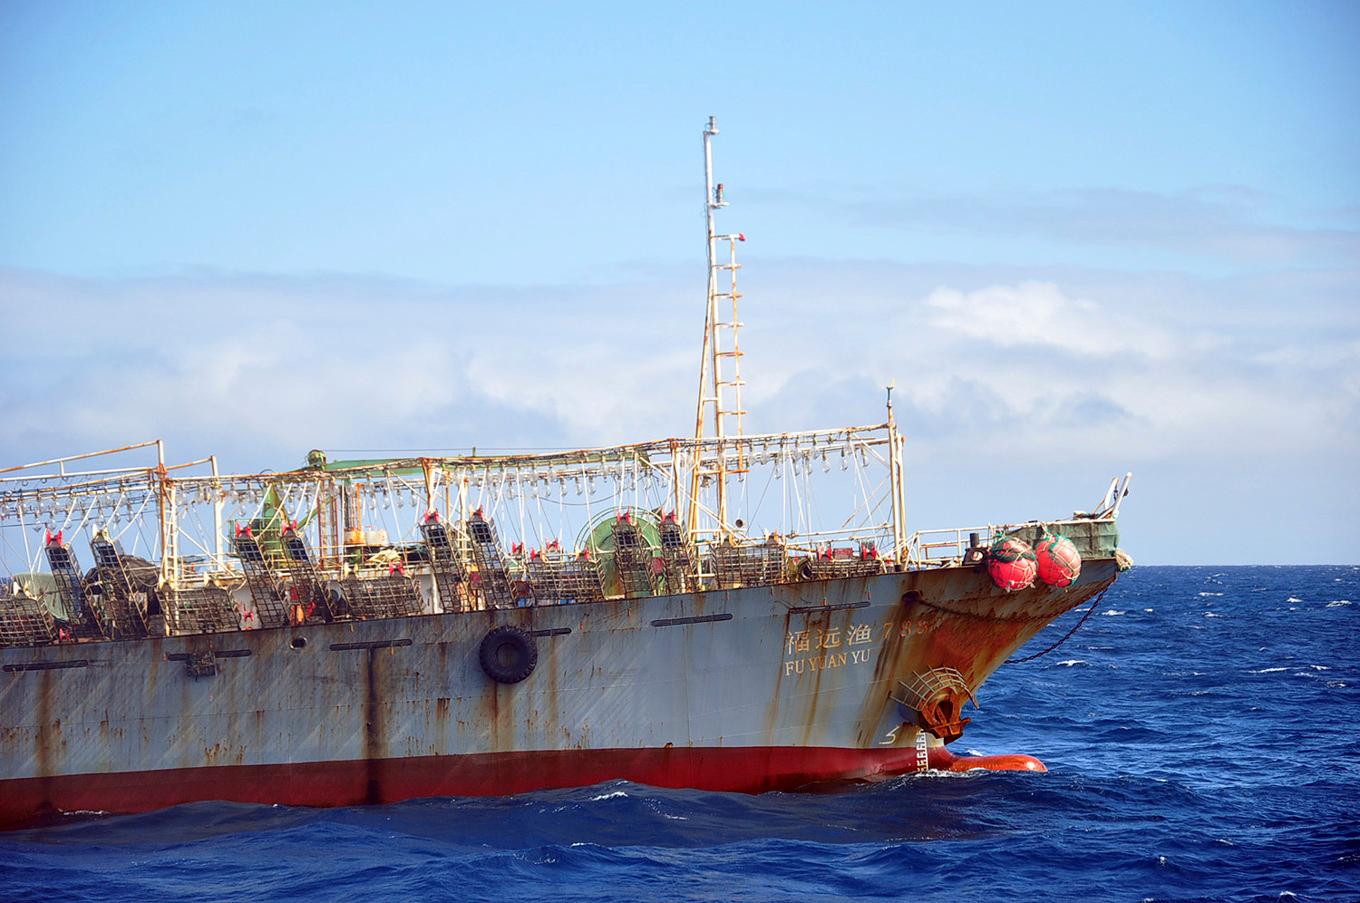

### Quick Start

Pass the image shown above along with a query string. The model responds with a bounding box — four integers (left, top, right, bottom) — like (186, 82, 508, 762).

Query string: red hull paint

(0, 744, 1042, 831)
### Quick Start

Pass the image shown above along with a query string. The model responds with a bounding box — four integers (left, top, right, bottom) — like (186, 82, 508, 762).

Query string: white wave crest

(917, 769, 983, 779)
(1285, 596, 1302, 603)
(1056, 659, 1086, 667)
(1199, 592, 1224, 597)
(1249, 667, 1288, 673)
(589, 790, 628, 801)
(1327, 600, 1352, 607)
(1102, 609, 1125, 616)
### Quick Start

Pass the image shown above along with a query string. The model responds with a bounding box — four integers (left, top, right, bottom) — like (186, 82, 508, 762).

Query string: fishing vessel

(0, 118, 1132, 829)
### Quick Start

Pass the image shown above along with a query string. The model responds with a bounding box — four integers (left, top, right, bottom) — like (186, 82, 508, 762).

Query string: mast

(688, 116, 747, 541)
(156, 439, 172, 583)
(886, 382, 906, 561)
(210, 454, 223, 571)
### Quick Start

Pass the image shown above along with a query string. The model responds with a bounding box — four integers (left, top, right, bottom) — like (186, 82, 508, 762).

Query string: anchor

(892, 667, 979, 743)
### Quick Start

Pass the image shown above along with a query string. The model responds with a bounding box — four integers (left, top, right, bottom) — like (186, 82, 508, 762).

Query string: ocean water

(2, 566, 1356, 902)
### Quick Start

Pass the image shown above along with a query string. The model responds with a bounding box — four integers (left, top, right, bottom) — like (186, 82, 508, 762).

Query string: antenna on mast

(688, 116, 748, 541)
(885, 379, 906, 561)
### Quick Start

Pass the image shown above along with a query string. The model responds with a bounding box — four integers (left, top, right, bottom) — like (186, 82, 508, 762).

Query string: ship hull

(0, 560, 1117, 829)
(0, 745, 938, 818)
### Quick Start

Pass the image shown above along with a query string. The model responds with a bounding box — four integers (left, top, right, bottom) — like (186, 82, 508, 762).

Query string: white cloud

(923, 281, 1183, 359)
(1, 260, 1356, 562)
(734, 267, 1354, 465)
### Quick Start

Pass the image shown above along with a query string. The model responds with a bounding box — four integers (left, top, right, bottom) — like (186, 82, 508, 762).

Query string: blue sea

(3, 566, 1356, 901)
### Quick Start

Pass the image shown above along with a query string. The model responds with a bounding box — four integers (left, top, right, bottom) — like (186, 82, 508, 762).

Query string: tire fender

(478, 624, 538, 684)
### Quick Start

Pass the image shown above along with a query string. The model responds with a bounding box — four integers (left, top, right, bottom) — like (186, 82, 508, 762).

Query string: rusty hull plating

(0, 553, 1119, 829)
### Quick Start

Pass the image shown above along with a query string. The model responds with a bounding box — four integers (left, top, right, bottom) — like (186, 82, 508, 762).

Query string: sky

(1, 1, 1356, 564)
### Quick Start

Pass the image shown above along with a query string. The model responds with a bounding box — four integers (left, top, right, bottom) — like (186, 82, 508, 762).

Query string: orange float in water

(929, 745, 1047, 773)
(987, 537, 1037, 591)
(1036, 533, 1082, 587)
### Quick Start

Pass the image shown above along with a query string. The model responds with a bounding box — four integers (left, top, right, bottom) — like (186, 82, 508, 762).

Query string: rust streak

(544, 639, 561, 746)
(362, 648, 386, 804)
(853, 581, 918, 747)
(35, 670, 54, 813)
(761, 608, 793, 744)
(798, 610, 832, 746)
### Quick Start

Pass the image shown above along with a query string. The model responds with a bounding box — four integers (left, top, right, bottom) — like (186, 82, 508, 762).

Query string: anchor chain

(1005, 581, 1115, 664)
